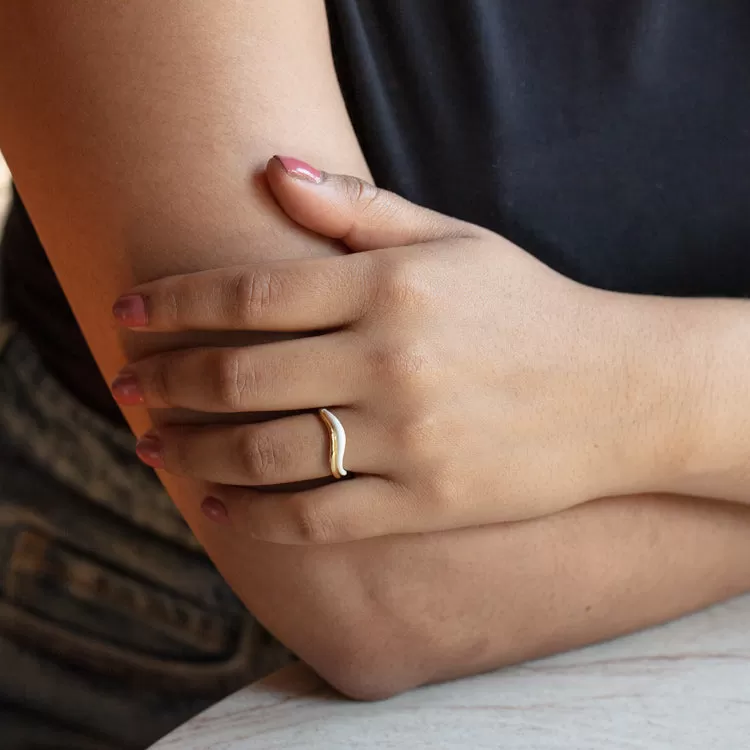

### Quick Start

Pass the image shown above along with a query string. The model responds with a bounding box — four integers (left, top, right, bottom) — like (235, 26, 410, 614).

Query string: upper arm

(0, 0, 369, 413)
(0, 0, 376, 688)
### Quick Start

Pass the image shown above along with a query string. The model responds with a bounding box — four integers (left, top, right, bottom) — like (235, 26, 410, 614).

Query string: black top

(4, 0, 750, 419)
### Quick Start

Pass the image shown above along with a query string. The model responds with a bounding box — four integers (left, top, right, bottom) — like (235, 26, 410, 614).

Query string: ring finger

(136, 408, 384, 485)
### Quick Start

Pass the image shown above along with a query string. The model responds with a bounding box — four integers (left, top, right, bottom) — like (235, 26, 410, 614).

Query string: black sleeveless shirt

(4, 0, 750, 420)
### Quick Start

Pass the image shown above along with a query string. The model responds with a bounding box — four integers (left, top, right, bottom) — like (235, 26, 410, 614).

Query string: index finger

(112, 253, 377, 333)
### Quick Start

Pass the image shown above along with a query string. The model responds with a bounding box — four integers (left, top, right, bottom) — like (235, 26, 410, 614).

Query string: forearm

(336, 493, 750, 695)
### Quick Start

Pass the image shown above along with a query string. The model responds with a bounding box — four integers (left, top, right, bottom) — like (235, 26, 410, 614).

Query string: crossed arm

(2, 0, 750, 699)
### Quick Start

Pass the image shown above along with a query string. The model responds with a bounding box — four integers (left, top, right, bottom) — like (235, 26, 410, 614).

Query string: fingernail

(111, 372, 144, 405)
(136, 432, 164, 469)
(202, 497, 230, 525)
(113, 295, 148, 327)
(274, 155, 322, 184)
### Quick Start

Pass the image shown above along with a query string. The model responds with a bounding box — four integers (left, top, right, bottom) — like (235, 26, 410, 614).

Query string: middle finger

(112, 332, 362, 412)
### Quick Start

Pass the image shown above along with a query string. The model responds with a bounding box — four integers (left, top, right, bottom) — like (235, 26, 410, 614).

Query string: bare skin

(1, 0, 749, 700)
(114, 159, 729, 544)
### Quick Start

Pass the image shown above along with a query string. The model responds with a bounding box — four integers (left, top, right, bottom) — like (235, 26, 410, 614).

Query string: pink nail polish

(112, 295, 148, 327)
(274, 155, 322, 184)
(136, 433, 164, 469)
(202, 497, 230, 525)
(111, 372, 144, 405)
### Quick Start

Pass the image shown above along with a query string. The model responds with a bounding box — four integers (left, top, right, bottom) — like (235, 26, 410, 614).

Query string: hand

(111, 156, 681, 544)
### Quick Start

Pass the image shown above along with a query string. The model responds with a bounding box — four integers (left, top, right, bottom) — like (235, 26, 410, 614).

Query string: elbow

(316, 637, 422, 703)
(320, 621, 498, 702)
(308, 619, 430, 702)
(299, 584, 502, 701)
(329, 672, 410, 704)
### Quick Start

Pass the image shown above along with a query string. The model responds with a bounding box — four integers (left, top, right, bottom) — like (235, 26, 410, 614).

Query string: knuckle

(213, 350, 252, 410)
(289, 499, 337, 545)
(374, 257, 429, 311)
(167, 432, 191, 475)
(392, 407, 439, 460)
(160, 284, 182, 326)
(348, 177, 381, 215)
(237, 430, 282, 481)
(230, 268, 283, 322)
(366, 337, 433, 387)
(148, 359, 175, 406)
(426, 471, 461, 517)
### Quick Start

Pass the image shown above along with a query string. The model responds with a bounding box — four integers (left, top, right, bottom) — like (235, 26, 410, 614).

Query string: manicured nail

(113, 295, 148, 327)
(136, 432, 164, 469)
(111, 372, 144, 405)
(202, 497, 230, 525)
(274, 155, 322, 184)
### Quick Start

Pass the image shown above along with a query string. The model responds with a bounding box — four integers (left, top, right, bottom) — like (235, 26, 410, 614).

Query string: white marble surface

(152, 594, 750, 749)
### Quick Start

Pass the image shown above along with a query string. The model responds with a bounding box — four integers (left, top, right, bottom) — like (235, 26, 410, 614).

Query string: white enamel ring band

(318, 408, 348, 480)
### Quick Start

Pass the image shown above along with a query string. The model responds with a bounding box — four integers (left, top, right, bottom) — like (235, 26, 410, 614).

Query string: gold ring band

(318, 408, 348, 480)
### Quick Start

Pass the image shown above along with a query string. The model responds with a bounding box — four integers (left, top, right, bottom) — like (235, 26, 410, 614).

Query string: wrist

(609, 293, 750, 501)
(594, 291, 705, 498)
(658, 298, 750, 502)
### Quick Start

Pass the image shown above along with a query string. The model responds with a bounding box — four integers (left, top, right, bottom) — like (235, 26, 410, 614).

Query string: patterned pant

(0, 325, 294, 749)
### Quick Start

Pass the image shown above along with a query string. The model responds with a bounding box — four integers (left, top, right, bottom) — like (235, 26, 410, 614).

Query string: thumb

(266, 155, 478, 251)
